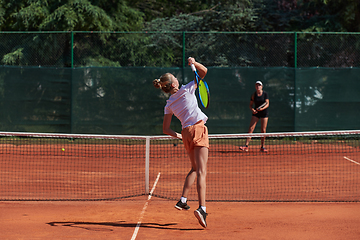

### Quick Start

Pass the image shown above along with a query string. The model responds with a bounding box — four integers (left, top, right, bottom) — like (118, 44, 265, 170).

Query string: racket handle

(190, 64, 196, 72)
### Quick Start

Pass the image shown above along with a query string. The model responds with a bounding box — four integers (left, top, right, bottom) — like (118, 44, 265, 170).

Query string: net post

(145, 136, 150, 195)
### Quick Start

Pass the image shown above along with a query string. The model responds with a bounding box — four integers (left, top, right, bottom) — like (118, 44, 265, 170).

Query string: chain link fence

(1, 31, 360, 68)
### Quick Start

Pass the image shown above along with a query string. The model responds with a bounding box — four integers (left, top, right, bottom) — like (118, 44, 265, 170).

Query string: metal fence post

(70, 31, 74, 133)
(294, 32, 297, 132)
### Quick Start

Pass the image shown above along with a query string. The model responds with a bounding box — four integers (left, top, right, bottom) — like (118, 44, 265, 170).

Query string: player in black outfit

(239, 80, 269, 152)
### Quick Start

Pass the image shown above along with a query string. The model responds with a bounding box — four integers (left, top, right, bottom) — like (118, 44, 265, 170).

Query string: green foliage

(253, 0, 359, 32)
(40, 1, 111, 31)
(127, 0, 212, 21)
(139, 2, 259, 68)
(10, 0, 49, 30)
(0, 33, 71, 66)
(2, 48, 24, 65)
(0, 0, 144, 31)
(0, 0, 146, 66)
(71, 32, 182, 67)
(0, 0, 359, 33)
(317, 0, 360, 32)
(144, 1, 257, 32)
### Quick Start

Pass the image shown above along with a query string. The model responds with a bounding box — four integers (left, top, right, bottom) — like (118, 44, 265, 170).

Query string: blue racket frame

(193, 69, 210, 108)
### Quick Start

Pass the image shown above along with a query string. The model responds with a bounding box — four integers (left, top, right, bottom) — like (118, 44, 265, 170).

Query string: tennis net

(0, 130, 359, 202)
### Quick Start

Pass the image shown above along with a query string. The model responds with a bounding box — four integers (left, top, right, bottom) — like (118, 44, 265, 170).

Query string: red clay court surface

(1, 198, 360, 240)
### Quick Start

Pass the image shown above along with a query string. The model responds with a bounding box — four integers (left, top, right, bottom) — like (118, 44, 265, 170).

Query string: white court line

(130, 172, 161, 240)
(344, 157, 360, 165)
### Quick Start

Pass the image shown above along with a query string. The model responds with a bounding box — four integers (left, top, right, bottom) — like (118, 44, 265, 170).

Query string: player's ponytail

(153, 73, 173, 93)
(153, 79, 161, 89)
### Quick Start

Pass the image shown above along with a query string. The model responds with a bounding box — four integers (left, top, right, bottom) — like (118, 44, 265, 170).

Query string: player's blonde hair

(153, 73, 173, 93)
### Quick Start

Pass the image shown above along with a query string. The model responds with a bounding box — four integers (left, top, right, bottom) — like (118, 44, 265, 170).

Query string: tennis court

(0, 131, 359, 239)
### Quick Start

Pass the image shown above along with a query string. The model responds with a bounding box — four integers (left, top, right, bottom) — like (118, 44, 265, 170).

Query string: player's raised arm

(188, 57, 207, 79)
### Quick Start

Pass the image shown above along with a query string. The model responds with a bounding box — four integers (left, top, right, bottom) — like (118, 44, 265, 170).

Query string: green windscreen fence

(0, 66, 359, 135)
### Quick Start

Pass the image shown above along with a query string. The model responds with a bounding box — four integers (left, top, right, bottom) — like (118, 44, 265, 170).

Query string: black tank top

(252, 91, 269, 118)
(253, 91, 268, 108)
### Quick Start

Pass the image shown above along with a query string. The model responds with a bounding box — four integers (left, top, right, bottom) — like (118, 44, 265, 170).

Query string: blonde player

(152, 57, 209, 228)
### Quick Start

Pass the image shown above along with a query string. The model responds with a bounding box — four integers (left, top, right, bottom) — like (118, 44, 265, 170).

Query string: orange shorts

(181, 120, 209, 152)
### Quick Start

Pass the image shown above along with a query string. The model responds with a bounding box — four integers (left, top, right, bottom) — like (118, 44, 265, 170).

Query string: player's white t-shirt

(164, 81, 208, 129)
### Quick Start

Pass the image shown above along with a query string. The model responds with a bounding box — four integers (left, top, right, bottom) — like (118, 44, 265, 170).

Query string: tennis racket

(257, 102, 267, 111)
(190, 64, 210, 108)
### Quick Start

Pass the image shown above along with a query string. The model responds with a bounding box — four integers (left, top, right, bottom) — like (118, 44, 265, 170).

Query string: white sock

(180, 197, 187, 203)
(201, 206, 206, 213)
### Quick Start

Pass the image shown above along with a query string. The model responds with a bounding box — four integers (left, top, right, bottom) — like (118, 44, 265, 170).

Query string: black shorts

(253, 111, 269, 119)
